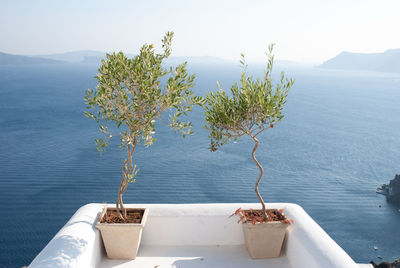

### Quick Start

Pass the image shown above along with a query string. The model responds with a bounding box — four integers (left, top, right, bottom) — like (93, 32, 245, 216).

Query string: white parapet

(29, 203, 370, 268)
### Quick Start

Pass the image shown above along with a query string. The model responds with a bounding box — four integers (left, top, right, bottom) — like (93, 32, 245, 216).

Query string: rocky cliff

(377, 174, 400, 204)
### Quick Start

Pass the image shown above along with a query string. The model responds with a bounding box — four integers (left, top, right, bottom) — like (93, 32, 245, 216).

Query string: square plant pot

(96, 207, 148, 259)
(242, 220, 290, 259)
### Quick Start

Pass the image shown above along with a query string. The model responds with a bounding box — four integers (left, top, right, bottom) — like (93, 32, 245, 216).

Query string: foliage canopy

(85, 32, 204, 151)
(205, 44, 293, 151)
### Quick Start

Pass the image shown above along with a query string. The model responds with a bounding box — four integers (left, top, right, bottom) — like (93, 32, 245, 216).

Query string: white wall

(29, 203, 362, 268)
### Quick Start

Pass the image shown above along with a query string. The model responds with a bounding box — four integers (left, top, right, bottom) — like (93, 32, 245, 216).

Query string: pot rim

(95, 207, 149, 227)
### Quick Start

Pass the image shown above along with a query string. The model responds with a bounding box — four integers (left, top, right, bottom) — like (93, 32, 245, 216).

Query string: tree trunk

(250, 135, 268, 220)
(116, 136, 137, 221)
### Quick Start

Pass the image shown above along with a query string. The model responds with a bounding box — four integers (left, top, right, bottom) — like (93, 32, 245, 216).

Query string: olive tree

(204, 45, 294, 220)
(85, 32, 205, 220)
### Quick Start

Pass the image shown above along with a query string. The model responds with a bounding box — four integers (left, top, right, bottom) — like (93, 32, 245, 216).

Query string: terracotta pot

(96, 207, 148, 259)
(242, 220, 290, 259)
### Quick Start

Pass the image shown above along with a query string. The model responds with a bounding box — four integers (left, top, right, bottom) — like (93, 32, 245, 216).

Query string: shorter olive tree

(85, 32, 205, 221)
(204, 45, 294, 220)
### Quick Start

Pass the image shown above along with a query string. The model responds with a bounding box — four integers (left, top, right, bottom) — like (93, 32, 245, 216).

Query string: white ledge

(29, 203, 372, 268)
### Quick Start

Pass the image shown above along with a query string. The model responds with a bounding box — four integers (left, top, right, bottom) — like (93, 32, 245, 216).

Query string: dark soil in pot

(235, 208, 292, 224)
(100, 208, 145, 224)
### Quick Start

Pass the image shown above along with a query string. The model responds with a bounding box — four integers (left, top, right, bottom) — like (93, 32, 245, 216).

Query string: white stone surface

(100, 245, 293, 268)
(29, 203, 103, 268)
(29, 203, 372, 268)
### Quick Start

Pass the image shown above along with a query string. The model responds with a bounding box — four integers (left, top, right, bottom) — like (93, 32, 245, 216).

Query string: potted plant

(204, 44, 294, 259)
(84, 32, 205, 259)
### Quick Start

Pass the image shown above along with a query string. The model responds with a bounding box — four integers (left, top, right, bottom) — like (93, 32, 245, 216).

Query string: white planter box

(96, 208, 148, 259)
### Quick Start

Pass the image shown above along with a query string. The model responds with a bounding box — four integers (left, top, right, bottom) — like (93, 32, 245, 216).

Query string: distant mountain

(167, 56, 232, 65)
(78, 54, 233, 66)
(1, 50, 302, 66)
(35, 50, 141, 63)
(320, 49, 400, 73)
(0, 52, 65, 65)
(81, 56, 103, 64)
(34, 50, 107, 63)
(80, 55, 232, 65)
(0, 50, 232, 65)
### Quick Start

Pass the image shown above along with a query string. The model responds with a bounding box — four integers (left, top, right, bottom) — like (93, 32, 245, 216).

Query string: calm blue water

(0, 62, 399, 267)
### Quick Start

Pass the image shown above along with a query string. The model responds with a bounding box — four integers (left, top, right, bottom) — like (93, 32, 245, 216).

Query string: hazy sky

(1, 0, 400, 63)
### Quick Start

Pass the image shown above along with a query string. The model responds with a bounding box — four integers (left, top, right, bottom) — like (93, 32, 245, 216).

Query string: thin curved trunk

(116, 136, 137, 221)
(250, 135, 268, 220)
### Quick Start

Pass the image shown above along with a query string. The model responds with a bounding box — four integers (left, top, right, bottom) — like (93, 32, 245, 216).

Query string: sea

(0, 61, 399, 267)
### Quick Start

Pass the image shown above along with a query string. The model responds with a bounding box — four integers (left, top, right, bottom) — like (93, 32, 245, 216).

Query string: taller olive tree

(85, 32, 205, 220)
(204, 45, 294, 220)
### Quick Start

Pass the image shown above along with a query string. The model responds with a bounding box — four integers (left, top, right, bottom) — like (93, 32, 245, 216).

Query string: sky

(1, 0, 400, 64)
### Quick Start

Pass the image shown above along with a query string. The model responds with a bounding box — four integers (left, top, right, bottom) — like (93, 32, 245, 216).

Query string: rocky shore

(376, 174, 400, 205)
(371, 259, 400, 268)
